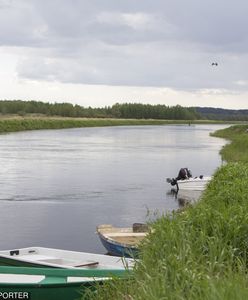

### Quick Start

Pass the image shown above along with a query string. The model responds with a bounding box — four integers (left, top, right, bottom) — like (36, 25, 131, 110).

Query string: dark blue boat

(96, 224, 148, 258)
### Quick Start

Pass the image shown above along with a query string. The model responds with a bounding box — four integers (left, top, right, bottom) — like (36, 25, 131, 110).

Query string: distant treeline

(195, 107, 248, 121)
(0, 100, 199, 120)
(0, 100, 248, 121)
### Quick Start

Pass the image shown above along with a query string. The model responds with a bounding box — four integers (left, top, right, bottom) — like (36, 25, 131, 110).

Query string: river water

(0, 124, 227, 253)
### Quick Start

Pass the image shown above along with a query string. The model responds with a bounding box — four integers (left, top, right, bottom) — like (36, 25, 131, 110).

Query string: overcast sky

(0, 0, 248, 108)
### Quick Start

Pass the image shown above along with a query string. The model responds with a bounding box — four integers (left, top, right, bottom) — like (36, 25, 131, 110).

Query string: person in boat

(176, 168, 192, 181)
(167, 167, 193, 187)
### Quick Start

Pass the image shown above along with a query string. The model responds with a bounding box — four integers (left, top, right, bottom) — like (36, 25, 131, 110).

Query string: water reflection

(167, 189, 203, 208)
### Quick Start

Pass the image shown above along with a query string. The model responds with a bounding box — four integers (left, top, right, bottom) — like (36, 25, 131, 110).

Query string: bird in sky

(211, 62, 218, 66)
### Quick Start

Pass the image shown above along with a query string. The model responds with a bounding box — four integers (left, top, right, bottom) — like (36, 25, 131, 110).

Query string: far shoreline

(0, 115, 238, 134)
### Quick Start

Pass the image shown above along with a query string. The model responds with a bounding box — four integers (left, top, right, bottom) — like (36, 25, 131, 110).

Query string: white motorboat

(0, 246, 134, 270)
(173, 176, 211, 191)
(167, 168, 211, 191)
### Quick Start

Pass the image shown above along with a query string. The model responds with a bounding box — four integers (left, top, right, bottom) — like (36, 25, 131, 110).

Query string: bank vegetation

(0, 117, 231, 134)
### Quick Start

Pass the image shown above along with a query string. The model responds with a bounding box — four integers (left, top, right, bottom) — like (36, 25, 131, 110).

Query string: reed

(86, 125, 248, 300)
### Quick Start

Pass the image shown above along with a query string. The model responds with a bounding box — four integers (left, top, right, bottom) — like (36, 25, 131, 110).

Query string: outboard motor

(166, 178, 177, 186)
(166, 177, 179, 192)
(170, 178, 178, 186)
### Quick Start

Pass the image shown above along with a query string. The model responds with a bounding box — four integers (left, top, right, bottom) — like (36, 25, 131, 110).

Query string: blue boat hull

(98, 233, 139, 258)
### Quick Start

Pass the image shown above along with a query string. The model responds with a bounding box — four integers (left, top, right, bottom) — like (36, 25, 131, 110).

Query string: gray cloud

(1, 0, 248, 91)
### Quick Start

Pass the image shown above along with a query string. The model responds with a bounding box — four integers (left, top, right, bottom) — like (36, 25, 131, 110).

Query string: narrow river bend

(0, 124, 227, 253)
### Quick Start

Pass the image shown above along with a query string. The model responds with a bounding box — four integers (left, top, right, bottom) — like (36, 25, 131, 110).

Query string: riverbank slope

(85, 124, 248, 300)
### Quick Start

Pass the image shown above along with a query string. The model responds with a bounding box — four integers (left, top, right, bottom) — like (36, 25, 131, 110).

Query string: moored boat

(167, 167, 211, 191)
(0, 247, 134, 270)
(0, 265, 129, 300)
(96, 223, 149, 258)
(167, 176, 211, 191)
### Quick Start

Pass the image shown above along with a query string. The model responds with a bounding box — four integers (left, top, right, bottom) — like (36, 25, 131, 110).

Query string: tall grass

(85, 125, 248, 300)
(211, 124, 248, 162)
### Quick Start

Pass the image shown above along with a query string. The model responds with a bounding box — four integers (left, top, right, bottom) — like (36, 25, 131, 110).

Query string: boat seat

(23, 255, 55, 261)
(37, 258, 66, 264)
(38, 259, 99, 268)
(105, 232, 147, 238)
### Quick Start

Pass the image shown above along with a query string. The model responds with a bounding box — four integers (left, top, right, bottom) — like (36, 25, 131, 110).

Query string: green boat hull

(0, 266, 129, 300)
(0, 282, 92, 300)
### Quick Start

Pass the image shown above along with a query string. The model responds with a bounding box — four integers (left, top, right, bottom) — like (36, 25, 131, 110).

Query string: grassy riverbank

(211, 124, 248, 163)
(85, 125, 248, 300)
(0, 116, 234, 134)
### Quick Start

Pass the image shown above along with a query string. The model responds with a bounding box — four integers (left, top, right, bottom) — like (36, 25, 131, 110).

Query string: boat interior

(0, 247, 131, 269)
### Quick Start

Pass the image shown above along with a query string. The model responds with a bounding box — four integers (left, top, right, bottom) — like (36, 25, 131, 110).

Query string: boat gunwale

(176, 176, 212, 185)
(98, 231, 139, 249)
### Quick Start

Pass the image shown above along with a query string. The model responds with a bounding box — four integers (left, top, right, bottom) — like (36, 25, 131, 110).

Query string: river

(0, 124, 227, 253)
